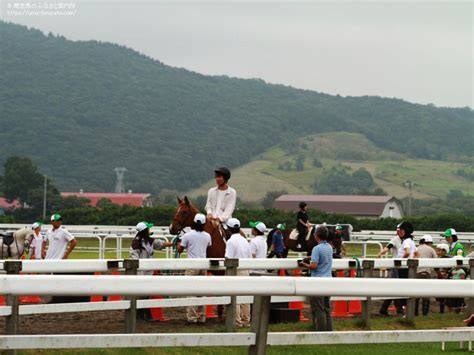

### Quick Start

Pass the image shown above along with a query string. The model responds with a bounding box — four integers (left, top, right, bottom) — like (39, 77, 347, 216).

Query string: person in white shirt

(415, 235, 437, 316)
(224, 218, 251, 327)
(44, 214, 77, 260)
(177, 213, 212, 324)
(205, 167, 237, 224)
(30, 222, 44, 259)
(249, 221, 268, 259)
(378, 229, 403, 316)
(394, 221, 416, 315)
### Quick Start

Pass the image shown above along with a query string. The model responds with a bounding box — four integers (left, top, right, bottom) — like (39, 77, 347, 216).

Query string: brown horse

(169, 196, 229, 258)
(267, 226, 318, 257)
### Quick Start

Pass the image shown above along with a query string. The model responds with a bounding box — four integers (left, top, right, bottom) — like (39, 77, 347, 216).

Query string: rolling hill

(1, 21, 473, 196)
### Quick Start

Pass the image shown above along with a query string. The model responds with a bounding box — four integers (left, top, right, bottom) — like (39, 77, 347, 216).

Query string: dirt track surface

(0, 300, 398, 335)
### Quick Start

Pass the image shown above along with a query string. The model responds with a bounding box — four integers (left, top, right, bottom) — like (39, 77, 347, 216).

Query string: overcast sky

(2, 0, 473, 108)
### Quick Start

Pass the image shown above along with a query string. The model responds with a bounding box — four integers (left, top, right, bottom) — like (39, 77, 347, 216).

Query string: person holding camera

(299, 225, 333, 331)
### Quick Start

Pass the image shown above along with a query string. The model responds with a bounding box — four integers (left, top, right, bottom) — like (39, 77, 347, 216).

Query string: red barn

(61, 192, 152, 207)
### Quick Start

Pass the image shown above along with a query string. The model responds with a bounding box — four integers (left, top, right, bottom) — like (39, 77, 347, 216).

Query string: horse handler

(177, 213, 212, 325)
(129, 221, 173, 321)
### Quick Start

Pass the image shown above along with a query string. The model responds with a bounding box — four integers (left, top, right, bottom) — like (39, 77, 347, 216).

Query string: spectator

(249, 221, 268, 259)
(296, 202, 312, 250)
(268, 223, 286, 259)
(415, 235, 437, 316)
(225, 218, 252, 327)
(394, 221, 416, 315)
(441, 228, 465, 257)
(30, 222, 44, 260)
(446, 258, 466, 313)
(377, 226, 403, 316)
(177, 213, 212, 325)
(435, 244, 450, 313)
(299, 225, 333, 331)
(44, 214, 77, 260)
(129, 221, 173, 321)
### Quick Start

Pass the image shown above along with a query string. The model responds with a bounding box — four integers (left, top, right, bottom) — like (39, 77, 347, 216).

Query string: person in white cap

(129, 221, 173, 262)
(30, 222, 44, 259)
(224, 218, 251, 327)
(44, 214, 77, 259)
(205, 167, 237, 224)
(129, 221, 173, 321)
(441, 228, 465, 257)
(249, 221, 268, 259)
(414, 235, 437, 316)
(177, 213, 212, 325)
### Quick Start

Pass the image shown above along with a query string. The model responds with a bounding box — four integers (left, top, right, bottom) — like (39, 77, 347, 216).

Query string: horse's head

(169, 196, 199, 235)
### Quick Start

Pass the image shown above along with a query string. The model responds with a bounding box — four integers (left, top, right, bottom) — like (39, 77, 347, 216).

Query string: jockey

(205, 167, 237, 225)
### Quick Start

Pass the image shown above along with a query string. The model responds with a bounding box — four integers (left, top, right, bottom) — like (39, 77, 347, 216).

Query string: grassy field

(70, 238, 384, 260)
(187, 132, 474, 202)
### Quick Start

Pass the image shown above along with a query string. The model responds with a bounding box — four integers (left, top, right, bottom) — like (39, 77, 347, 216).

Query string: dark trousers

(415, 272, 431, 316)
(309, 296, 333, 331)
(380, 269, 403, 314)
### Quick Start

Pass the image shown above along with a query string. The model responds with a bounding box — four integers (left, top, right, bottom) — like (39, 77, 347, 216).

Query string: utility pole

(114, 167, 127, 193)
(43, 175, 47, 220)
(404, 180, 414, 217)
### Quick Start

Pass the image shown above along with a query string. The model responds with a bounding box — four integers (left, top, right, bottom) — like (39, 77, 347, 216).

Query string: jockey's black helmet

(214, 167, 231, 181)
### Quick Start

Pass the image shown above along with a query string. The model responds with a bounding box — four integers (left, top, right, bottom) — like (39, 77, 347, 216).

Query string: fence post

(361, 260, 374, 328)
(123, 259, 139, 333)
(248, 295, 271, 355)
(406, 259, 418, 323)
(4, 261, 22, 355)
(224, 258, 239, 332)
(469, 259, 474, 315)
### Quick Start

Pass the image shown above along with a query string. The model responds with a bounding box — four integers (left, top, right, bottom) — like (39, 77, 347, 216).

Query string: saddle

(288, 228, 313, 242)
(0, 232, 15, 258)
(0, 232, 14, 246)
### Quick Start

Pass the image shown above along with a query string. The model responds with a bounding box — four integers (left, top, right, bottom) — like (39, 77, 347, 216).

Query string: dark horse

(266, 226, 319, 257)
(169, 196, 230, 258)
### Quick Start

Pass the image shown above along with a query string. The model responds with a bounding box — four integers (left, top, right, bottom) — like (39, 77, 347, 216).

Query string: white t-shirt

(31, 232, 44, 259)
(388, 236, 402, 257)
(45, 227, 75, 259)
(214, 190, 226, 219)
(249, 235, 268, 259)
(180, 230, 212, 259)
(397, 238, 416, 258)
(225, 233, 252, 259)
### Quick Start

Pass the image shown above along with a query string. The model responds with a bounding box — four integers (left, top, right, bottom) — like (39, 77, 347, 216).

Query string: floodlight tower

(114, 167, 127, 193)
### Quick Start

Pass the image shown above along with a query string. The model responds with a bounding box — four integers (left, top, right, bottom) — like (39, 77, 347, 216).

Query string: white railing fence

(0, 275, 473, 354)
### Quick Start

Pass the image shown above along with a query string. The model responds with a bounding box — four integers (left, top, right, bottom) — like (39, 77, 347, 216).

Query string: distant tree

(261, 190, 287, 209)
(1, 156, 44, 204)
(295, 155, 305, 171)
(312, 158, 323, 168)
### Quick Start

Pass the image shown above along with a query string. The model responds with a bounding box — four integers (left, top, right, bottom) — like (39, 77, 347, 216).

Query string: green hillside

(187, 132, 474, 201)
(1, 22, 473, 195)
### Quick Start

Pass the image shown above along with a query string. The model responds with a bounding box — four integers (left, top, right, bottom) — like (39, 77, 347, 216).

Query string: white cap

(250, 221, 266, 233)
(226, 218, 240, 228)
(31, 222, 42, 230)
(193, 213, 206, 224)
(421, 234, 433, 243)
(436, 244, 449, 253)
(136, 221, 153, 232)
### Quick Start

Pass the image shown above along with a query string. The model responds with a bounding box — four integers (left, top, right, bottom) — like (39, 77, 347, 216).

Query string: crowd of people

(12, 166, 471, 329)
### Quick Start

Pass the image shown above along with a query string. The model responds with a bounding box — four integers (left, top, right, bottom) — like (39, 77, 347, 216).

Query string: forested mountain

(1, 21, 473, 194)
